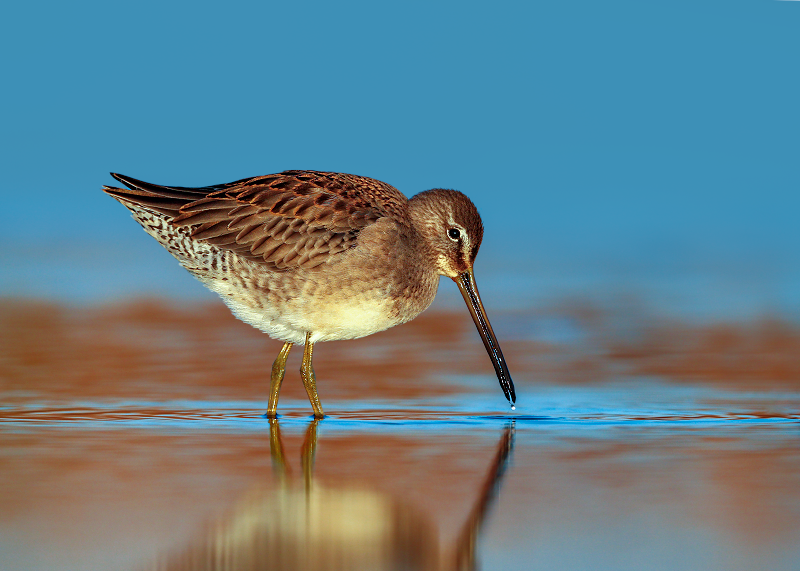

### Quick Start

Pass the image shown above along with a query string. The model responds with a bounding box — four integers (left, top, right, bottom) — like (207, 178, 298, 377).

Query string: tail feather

(110, 172, 252, 195)
(102, 187, 187, 217)
(104, 173, 212, 217)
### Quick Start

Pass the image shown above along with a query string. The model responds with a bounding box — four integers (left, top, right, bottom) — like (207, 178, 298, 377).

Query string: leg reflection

(301, 419, 318, 493)
(268, 417, 290, 483)
(268, 417, 318, 491)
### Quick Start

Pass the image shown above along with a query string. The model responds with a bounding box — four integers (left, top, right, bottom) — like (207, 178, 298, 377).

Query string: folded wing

(103, 170, 408, 270)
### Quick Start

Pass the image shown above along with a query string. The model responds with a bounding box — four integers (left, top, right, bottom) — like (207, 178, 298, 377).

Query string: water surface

(1, 300, 799, 570)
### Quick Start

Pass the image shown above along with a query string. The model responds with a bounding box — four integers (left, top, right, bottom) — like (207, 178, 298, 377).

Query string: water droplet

(511, 405, 516, 411)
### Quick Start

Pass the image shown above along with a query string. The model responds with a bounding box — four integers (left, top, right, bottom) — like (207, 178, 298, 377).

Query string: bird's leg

(300, 332, 325, 418)
(267, 342, 293, 418)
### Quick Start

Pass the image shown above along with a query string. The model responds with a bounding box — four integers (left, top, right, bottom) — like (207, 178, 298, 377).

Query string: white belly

(204, 269, 408, 345)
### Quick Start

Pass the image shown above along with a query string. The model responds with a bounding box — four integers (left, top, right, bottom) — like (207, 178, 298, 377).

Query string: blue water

(1, 380, 799, 571)
(3, 381, 797, 428)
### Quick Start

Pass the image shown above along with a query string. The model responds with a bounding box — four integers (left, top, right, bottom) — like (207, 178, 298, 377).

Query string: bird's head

(408, 188, 515, 407)
(407, 188, 484, 278)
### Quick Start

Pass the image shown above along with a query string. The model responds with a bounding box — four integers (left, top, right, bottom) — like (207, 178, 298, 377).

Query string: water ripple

(2, 384, 798, 433)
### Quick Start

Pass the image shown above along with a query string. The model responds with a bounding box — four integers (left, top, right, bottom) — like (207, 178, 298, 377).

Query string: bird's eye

(448, 228, 461, 241)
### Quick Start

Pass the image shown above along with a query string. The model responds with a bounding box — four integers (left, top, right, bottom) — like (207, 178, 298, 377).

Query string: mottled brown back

(103, 171, 409, 271)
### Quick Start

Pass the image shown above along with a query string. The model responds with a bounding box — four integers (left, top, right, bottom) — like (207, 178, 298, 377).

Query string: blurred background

(1, 0, 798, 319)
(2, 1, 799, 570)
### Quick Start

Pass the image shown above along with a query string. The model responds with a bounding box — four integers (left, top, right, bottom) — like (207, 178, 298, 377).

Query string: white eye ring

(448, 228, 461, 241)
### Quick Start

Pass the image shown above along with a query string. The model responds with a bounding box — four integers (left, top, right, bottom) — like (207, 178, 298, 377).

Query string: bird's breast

(190, 216, 440, 344)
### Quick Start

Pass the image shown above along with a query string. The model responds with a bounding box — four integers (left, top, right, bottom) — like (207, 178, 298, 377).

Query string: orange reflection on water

(608, 319, 800, 389)
(2, 298, 800, 570)
(0, 422, 515, 571)
(3, 299, 800, 410)
(151, 420, 514, 571)
(2, 416, 799, 571)
(0, 299, 479, 404)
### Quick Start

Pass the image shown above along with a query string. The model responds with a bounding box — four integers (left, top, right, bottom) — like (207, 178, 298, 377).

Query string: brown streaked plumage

(103, 170, 515, 417)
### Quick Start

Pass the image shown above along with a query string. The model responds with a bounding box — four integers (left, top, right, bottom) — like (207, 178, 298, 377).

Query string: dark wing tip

(109, 173, 148, 191)
(102, 175, 195, 217)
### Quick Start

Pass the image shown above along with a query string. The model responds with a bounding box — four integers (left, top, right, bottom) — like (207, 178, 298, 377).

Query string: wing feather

(103, 170, 409, 271)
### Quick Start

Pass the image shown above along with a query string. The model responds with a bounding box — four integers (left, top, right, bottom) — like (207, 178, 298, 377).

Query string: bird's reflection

(155, 419, 515, 571)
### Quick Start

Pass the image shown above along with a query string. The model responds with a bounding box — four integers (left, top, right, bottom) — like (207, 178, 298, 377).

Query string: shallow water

(1, 300, 799, 570)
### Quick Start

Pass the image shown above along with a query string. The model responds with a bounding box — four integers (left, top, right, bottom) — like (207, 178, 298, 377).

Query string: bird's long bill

(454, 269, 516, 405)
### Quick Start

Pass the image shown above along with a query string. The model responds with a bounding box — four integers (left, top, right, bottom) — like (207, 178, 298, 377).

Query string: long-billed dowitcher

(103, 171, 515, 417)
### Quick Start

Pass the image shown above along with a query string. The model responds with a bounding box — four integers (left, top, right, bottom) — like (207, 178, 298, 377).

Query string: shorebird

(103, 171, 515, 418)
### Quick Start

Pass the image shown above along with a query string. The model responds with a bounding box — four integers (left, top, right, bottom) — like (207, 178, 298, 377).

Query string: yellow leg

(300, 332, 325, 418)
(267, 342, 292, 418)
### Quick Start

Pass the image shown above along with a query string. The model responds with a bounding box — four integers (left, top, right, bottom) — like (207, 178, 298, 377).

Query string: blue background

(2, 0, 798, 319)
